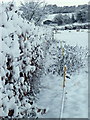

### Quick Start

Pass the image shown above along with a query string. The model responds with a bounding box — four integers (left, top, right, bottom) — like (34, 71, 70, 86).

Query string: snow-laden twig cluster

(45, 40, 87, 76)
(0, 2, 52, 118)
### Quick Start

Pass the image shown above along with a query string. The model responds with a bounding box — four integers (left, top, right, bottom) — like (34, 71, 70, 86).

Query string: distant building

(43, 20, 57, 25)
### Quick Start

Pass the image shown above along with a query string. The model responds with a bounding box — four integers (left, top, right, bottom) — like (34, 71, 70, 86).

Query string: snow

(62, 13, 75, 18)
(37, 30, 88, 118)
(0, 1, 88, 119)
(55, 29, 88, 47)
(63, 68, 88, 118)
(37, 69, 88, 118)
(0, 2, 53, 118)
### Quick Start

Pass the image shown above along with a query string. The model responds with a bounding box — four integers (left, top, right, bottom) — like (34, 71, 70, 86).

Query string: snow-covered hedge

(0, 2, 52, 118)
(45, 40, 87, 76)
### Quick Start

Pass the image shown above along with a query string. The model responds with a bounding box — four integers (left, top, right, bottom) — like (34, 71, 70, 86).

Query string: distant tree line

(45, 4, 88, 14)
(53, 10, 88, 25)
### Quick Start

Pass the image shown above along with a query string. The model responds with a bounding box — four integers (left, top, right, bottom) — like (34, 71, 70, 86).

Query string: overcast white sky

(0, 0, 90, 6)
(44, 0, 89, 6)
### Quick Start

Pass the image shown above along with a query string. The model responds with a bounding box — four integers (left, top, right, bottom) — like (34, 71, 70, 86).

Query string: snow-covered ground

(55, 29, 88, 47)
(36, 29, 88, 118)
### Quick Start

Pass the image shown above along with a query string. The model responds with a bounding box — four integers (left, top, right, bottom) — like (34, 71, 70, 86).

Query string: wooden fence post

(63, 66, 67, 88)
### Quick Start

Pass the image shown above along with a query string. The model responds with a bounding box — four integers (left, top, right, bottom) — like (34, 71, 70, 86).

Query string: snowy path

(37, 74, 63, 118)
(36, 30, 88, 118)
(37, 68, 88, 118)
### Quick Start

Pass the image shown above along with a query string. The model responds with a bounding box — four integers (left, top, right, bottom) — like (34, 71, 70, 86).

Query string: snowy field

(36, 29, 88, 118)
(55, 29, 88, 47)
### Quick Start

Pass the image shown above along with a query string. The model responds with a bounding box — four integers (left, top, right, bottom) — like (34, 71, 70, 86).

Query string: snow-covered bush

(45, 40, 87, 76)
(0, 2, 52, 118)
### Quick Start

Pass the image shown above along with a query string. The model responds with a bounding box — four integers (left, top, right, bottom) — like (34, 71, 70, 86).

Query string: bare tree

(20, 0, 47, 25)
